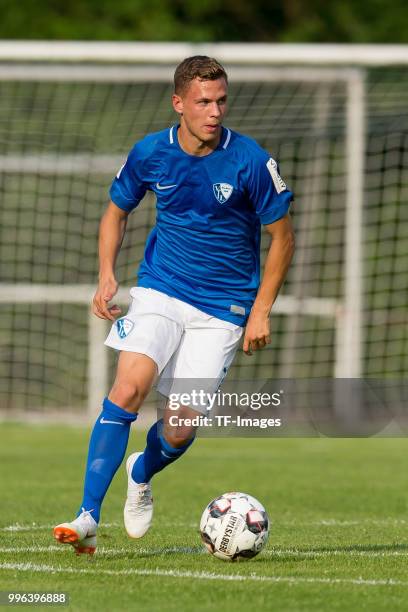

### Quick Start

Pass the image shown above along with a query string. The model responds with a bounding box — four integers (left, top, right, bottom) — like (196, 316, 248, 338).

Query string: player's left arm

(243, 214, 295, 355)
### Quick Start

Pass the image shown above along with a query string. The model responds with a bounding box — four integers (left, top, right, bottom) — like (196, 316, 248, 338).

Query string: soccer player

(53, 56, 295, 555)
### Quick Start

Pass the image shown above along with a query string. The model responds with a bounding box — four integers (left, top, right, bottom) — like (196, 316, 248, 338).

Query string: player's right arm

(93, 140, 149, 320)
(92, 201, 129, 321)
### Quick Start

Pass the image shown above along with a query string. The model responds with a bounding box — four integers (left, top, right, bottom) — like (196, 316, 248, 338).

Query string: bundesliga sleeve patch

(266, 158, 287, 194)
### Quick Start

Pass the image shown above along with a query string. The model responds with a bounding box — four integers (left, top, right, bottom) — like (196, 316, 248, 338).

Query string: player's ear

(172, 93, 183, 116)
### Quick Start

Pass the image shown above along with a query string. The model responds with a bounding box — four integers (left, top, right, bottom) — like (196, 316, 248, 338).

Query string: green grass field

(1, 423, 408, 611)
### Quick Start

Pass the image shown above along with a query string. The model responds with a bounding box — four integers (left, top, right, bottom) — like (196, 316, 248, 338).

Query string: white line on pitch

(263, 549, 408, 558)
(0, 523, 116, 532)
(311, 519, 408, 526)
(0, 562, 407, 588)
(0, 546, 203, 556)
(0, 522, 184, 532)
(0, 546, 407, 559)
(283, 519, 408, 526)
(0, 522, 197, 532)
(1, 518, 407, 532)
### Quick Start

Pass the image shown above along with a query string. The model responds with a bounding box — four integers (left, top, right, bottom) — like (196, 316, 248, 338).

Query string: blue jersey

(110, 125, 293, 326)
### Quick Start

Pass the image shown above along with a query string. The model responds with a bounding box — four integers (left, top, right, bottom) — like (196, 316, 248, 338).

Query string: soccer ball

(199, 492, 269, 561)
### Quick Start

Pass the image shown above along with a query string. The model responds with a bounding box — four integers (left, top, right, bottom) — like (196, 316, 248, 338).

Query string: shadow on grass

(95, 545, 205, 560)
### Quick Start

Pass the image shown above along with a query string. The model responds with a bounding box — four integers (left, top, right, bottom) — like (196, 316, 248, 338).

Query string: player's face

(173, 77, 228, 150)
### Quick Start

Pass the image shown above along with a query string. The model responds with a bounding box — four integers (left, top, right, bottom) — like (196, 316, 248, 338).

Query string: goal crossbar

(0, 41, 407, 65)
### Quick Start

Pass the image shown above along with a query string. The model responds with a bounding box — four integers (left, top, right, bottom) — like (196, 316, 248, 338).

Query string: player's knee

(109, 381, 148, 413)
(163, 427, 196, 449)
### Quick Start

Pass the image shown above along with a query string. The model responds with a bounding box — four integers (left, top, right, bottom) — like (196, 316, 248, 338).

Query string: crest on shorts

(116, 318, 134, 339)
(213, 183, 233, 204)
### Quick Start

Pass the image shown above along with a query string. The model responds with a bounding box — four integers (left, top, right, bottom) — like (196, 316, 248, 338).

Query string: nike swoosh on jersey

(99, 417, 124, 426)
(156, 182, 178, 190)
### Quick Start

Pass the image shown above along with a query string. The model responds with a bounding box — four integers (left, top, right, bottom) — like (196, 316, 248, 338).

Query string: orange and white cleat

(53, 508, 97, 556)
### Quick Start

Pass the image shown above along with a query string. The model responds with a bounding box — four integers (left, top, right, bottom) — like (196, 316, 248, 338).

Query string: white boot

(124, 452, 153, 538)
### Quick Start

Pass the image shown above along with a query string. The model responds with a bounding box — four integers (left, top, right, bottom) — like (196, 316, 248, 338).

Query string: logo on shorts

(116, 318, 134, 339)
(213, 183, 233, 204)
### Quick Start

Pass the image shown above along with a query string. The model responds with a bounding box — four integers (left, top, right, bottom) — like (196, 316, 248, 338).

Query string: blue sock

(131, 419, 195, 484)
(78, 397, 137, 523)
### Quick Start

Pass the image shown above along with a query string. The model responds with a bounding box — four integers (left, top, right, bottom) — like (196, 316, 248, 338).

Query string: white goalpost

(0, 43, 407, 418)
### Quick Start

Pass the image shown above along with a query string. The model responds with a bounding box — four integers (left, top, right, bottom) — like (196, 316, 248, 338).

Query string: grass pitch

(1, 423, 408, 611)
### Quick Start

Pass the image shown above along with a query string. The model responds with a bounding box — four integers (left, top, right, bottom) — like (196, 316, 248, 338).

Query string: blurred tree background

(0, 0, 407, 42)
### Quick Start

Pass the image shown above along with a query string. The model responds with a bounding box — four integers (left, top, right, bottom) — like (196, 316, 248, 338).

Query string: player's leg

(128, 403, 197, 486)
(78, 351, 157, 518)
(54, 288, 183, 552)
(131, 321, 243, 486)
(53, 351, 157, 554)
(124, 402, 197, 539)
(125, 320, 242, 538)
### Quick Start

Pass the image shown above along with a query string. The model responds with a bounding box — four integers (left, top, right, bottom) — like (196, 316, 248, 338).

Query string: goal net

(0, 44, 407, 418)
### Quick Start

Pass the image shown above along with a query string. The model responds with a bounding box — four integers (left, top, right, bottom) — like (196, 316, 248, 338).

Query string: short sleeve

(109, 144, 147, 212)
(248, 155, 293, 225)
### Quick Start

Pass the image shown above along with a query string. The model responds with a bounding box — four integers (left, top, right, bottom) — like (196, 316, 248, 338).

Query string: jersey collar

(169, 125, 232, 153)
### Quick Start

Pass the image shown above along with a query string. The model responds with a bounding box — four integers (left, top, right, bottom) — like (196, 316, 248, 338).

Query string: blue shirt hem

(137, 276, 248, 327)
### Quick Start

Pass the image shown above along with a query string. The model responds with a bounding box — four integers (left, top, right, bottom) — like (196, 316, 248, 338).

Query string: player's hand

(243, 309, 271, 356)
(92, 277, 122, 321)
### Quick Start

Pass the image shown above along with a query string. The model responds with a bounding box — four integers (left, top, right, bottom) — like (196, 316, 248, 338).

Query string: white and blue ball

(199, 492, 269, 561)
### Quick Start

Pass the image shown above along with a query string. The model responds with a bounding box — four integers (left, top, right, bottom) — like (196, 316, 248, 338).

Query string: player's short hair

(174, 56, 228, 95)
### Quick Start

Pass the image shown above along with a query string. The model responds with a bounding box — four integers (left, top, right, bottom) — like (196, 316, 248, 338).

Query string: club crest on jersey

(213, 183, 233, 204)
(116, 318, 134, 339)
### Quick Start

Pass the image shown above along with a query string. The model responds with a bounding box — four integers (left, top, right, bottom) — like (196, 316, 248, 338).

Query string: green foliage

(0, 0, 407, 42)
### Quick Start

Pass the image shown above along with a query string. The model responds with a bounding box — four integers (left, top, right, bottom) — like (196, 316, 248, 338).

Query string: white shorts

(104, 288, 243, 413)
